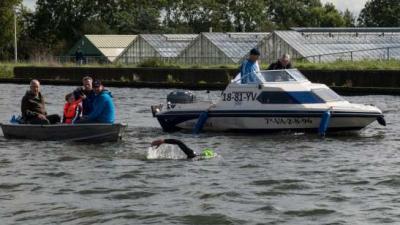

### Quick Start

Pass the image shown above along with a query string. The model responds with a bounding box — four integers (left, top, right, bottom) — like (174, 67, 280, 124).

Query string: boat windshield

(260, 69, 309, 82)
(231, 69, 309, 84)
(312, 88, 345, 102)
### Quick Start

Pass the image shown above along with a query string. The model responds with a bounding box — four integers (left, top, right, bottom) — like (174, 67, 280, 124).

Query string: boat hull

(156, 110, 381, 132)
(0, 123, 127, 142)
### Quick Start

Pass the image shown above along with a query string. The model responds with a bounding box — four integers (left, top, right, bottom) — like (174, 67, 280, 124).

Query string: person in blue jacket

(77, 80, 115, 123)
(239, 48, 265, 84)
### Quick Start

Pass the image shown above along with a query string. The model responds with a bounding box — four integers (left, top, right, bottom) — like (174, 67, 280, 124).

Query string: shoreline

(1, 78, 400, 95)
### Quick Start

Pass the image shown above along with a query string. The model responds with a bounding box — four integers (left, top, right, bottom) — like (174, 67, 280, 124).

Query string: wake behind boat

(151, 69, 386, 134)
(0, 123, 126, 142)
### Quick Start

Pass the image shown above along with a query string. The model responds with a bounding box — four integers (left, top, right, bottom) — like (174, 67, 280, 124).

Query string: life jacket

(63, 100, 82, 124)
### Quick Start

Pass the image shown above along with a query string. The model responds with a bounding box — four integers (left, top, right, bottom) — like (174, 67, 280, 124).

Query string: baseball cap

(93, 79, 102, 88)
(250, 48, 260, 56)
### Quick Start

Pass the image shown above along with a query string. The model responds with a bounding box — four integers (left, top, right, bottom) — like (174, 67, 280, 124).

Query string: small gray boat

(0, 123, 127, 142)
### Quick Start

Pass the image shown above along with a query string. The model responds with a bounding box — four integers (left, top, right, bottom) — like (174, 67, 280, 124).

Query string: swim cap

(201, 148, 215, 158)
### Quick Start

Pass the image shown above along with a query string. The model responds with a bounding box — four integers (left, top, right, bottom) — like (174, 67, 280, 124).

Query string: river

(0, 83, 399, 225)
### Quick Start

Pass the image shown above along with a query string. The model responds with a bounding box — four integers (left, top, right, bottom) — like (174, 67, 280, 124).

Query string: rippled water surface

(0, 83, 399, 225)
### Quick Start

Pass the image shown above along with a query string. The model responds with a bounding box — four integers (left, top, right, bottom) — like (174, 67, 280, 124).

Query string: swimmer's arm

(151, 139, 197, 159)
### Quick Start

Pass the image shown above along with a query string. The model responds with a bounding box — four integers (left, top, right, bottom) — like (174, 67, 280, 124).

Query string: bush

(138, 58, 181, 68)
(0, 63, 14, 78)
(295, 59, 400, 70)
(138, 58, 165, 67)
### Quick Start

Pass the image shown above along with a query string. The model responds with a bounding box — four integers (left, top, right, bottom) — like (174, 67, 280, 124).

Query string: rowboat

(0, 123, 127, 142)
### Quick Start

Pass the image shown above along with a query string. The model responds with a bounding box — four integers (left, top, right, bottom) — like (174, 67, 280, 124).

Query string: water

(0, 83, 399, 225)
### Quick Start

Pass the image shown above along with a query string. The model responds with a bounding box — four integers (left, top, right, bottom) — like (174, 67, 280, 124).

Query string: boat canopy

(232, 69, 309, 84)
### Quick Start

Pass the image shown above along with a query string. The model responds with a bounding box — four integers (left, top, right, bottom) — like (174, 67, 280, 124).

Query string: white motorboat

(151, 69, 386, 133)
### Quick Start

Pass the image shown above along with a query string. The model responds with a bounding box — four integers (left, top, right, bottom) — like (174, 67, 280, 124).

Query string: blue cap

(93, 79, 102, 87)
(250, 48, 260, 56)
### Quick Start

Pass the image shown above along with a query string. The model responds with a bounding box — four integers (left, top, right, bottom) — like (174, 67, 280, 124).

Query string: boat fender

(10, 115, 23, 124)
(192, 104, 216, 134)
(10, 115, 17, 124)
(318, 110, 331, 136)
(192, 111, 209, 134)
(377, 116, 386, 126)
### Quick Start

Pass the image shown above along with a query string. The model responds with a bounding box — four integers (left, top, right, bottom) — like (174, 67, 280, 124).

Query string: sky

(22, 0, 36, 10)
(321, 0, 368, 15)
(23, 0, 368, 15)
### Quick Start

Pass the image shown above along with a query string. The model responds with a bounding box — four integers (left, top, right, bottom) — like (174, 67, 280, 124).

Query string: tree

(358, 0, 400, 26)
(267, 1, 348, 28)
(342, 9, 356, 27)
(228, 0, 268, 32)
(30, 0, 163, 55)
(267, 0, 322, 29)
(317, 3, 346, 27)
(8, 0, 358, 60)
(16, 5, 37, 60)
(114, 0, 162, 34)
(0, 0, 22, 59)
(31, 0, 97, 54)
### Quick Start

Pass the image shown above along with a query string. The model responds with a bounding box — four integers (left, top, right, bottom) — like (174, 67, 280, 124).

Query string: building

(67, 28, 400, 65)
(67, 35, 137, 63)
(264, 28, 400, 63)
(177, 32, 270, 65)
(117, 34, 198, 64)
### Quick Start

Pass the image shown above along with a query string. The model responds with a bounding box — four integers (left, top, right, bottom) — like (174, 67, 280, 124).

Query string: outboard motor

(167, 90, 196, 104)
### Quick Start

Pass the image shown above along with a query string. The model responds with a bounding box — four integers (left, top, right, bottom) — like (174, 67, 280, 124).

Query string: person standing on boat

(73, 76, 96, 116)
(77, 80, 115, 124)
(239, 48, 265, 84)
(268, 54, 292, 70)
(21, 79, 61, 124)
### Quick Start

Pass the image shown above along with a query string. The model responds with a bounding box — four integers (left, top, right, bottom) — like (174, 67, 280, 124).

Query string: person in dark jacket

(73, 76, 96, 116)
(21, 79, 61, 124)
(268, 54, 292, 70)
(77, 80, 115, 123)
(151, 139, 216, 159)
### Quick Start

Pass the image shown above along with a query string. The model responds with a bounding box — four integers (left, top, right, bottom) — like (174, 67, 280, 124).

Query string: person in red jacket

(63, 93, 82, 124)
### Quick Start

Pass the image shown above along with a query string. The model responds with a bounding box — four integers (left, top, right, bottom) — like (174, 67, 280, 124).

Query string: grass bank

(295, 59, 400, 70)
(2, 59, 400, 78)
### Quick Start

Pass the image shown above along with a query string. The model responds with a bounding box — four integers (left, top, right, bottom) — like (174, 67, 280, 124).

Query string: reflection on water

(0, 83, 399, 224)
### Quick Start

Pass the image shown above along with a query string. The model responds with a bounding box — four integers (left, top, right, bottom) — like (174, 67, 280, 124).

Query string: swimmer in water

(151, 139, 216, 159)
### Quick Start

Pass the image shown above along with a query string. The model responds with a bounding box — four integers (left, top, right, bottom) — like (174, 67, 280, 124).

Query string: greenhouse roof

(275, 30, 400, 61)
(140, 34, 198, 57)
(291, 27, 400, 33)
(85, 35, 137, 62)
(202, 32, 269, 62)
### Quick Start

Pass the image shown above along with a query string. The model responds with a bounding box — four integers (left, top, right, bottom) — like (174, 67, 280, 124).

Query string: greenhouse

(66, 28, 400, 65)
(117, 34, 198, 64)
(67, 35, 137, 63)
(265, 28, 400, 63)
(177, 32, 270, 65)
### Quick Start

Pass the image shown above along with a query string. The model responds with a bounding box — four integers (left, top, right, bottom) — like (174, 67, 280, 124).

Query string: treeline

(0, 0, 398, 60)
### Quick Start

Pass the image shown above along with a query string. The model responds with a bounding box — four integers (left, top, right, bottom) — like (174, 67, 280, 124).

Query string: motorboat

(0, 123, 127, 142)
(151, 69, 386, 134)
